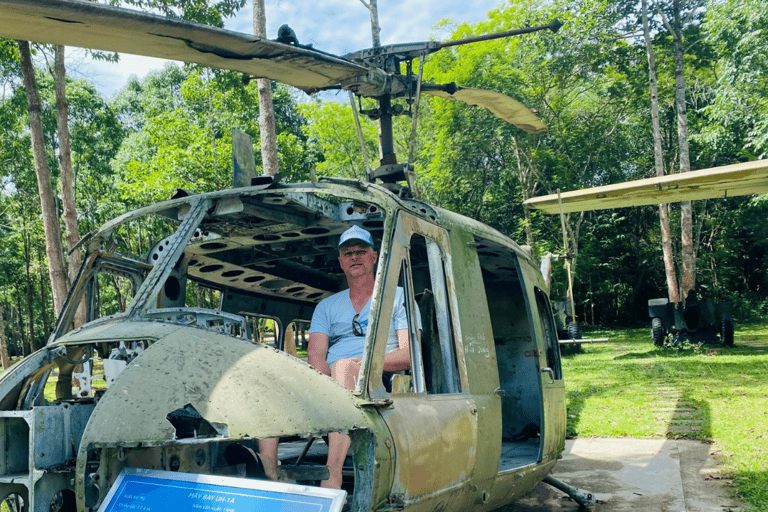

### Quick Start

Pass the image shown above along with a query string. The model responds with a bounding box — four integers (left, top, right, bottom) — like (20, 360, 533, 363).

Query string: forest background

(0, 0, 767, 357)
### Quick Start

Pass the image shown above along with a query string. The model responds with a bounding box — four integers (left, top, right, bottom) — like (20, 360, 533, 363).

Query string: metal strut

(543, 475, 595, 508)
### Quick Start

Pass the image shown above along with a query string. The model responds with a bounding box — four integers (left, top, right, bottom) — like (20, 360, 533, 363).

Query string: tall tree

(253, 0, 279, 177)
(53, 44, 85, 327)
(657, 0, 703, 301)
(642, 0, 680, 303)
(359, 0, 381, 47)
(0, 304, 9, 369)
(17, 40, 70, 317)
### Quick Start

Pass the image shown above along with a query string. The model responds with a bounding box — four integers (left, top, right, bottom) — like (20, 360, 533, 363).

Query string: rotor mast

(349, 18, 562, 193)
(364, 0, 406, 188)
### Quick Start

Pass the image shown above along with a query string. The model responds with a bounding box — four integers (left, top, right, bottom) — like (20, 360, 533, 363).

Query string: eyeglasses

(352, 313, 365, 336)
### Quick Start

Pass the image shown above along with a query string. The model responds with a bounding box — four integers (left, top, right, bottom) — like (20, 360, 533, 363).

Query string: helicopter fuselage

(0, 181, 564, 512)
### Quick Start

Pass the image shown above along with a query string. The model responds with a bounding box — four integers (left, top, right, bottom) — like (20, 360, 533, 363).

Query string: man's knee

(331, 358, 360, 389)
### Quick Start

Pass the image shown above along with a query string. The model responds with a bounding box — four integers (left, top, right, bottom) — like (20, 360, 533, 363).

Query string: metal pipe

(378, 95, 396, 165)
(543, 475, 595, 508)
(438, 19, 563, 49)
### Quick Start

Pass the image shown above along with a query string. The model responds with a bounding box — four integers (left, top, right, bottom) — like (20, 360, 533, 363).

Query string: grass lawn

(563, 323, 768, 511)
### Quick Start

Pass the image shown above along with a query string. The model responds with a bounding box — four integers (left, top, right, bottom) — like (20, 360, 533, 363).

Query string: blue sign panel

(97, 468, 346, 512)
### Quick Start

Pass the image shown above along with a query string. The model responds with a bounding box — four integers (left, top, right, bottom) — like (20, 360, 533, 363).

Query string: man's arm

(308, 332, 331, 376)
(383, 328, 411, 372)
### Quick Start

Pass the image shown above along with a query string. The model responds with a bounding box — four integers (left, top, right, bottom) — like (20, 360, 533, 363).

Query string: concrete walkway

(506, 438, 742, 512)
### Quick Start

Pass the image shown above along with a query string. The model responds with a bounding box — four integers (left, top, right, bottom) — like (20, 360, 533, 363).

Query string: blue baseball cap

(338, 225, 374, 248)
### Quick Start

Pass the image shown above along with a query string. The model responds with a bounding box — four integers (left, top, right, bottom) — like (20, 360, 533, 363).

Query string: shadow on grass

(613, 342, 766, 360)
(558, 343, 583, 357)
(665, 393, 711, 440)
(565, 385, 605, 439)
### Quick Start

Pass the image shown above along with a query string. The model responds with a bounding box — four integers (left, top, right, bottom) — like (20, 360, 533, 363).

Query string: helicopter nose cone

(78, 324, 369, 447)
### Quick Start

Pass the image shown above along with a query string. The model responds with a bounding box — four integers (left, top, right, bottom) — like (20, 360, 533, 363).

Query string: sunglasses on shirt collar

(352, 313, 365, 336)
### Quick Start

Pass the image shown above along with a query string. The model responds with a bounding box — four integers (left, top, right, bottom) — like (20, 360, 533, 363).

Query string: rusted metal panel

(487, 459, 557, 509)
(439, 227, 504, 499)
(58, 318, 177, 344)
(381, 395, 478, 507)
(446, 229, 498, 396)
(78, 324, 371, 447)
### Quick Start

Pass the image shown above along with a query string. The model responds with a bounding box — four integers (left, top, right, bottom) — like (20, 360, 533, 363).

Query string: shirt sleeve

(392, 287, 422, 331)
(310, 298, 331, 336)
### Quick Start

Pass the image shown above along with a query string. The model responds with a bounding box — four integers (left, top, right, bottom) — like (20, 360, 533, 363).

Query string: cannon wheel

(567, 322, 582, 340)
(721, 314, 734, 346)
(651, 317, 666, 347)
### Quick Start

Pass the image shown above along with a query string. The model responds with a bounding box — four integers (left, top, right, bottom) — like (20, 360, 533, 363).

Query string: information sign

(97, 467, 347, 512)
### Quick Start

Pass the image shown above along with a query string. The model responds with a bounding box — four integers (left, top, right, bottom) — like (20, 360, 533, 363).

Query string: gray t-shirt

(310, 287, 417, 367)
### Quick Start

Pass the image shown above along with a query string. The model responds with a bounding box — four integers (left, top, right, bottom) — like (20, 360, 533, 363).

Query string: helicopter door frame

(531, 285, 566, 462)
(371, 211, 478, 508)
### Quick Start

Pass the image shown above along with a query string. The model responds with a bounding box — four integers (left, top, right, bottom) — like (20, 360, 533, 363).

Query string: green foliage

(696, 197, 768, 319)
(701, 0, 768, 159)
(109, 0, 245, 26)
(299, 99, 378, 180)
(112, 64, 190, 132)
(295, 0, 767, 330)
(419, 0, 653, 235)
(112, 65, 312, 206)
(564, 208, 666, 324)
(117, 109, 232, 203)
(0, 0, 766, 379)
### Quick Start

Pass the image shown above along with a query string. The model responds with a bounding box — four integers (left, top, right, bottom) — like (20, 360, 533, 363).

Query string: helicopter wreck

(0, 176, 569, 512)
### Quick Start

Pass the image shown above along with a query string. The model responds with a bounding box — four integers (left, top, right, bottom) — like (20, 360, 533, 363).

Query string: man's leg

(258, 438, 280, 481)
(323, 358, 361, 489)
(323, 432, 352, 489)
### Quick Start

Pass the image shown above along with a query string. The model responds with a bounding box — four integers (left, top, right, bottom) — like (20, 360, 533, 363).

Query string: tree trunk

(670, 0, 695, 301)
(22, 226, 36, 354)
(18, 41, 71, 318)
(512, 136, 536, 246)
(54, 45, 86, 327)
(642, 0, 680, 303)
(12, 289, 27, 357)
(659, 204, 680, 301)
(0, 304, 10, 369)
(563, 211, 584, 319)
(283, 322, 296, 357)
(206, 72, 218, 168)
(253, 0, 279, 177)
(38, 246, 51, 340)
(359, 0, 381, 47)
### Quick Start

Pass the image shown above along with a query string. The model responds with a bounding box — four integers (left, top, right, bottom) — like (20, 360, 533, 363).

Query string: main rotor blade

(423, 87, 547, 134)
(0, 0, 366, 92)
(524, 160, 768, 214)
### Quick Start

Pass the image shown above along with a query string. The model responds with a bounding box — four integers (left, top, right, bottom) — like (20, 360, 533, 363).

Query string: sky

(66, 0, 505, 99)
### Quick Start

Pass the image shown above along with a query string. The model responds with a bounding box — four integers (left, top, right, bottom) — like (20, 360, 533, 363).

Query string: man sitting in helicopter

(308, 225, 416, 489)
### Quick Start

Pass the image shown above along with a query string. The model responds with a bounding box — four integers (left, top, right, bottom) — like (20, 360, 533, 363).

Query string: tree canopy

(1, 0, 767, 356)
